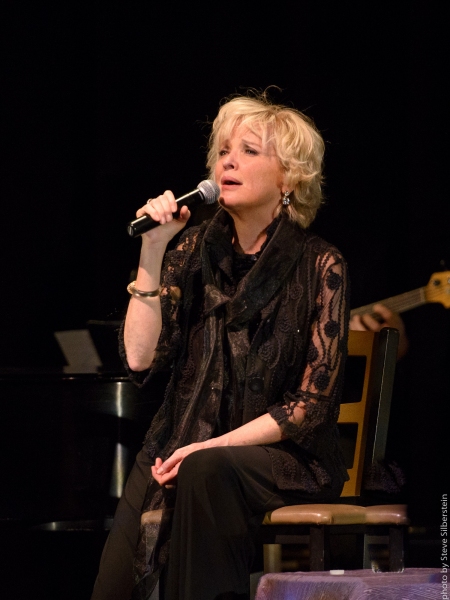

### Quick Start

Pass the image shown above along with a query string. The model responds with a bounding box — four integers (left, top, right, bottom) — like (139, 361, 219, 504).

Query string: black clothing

(92, 446, 345, 600)
(92, 450, 152, 600)
(104, 209, 350, 598)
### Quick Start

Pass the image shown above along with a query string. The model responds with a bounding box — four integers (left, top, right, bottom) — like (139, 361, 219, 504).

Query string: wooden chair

(259, 327, 409, 574)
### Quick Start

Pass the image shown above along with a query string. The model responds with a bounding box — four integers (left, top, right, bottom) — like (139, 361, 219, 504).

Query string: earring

(282, 190, 290, 206)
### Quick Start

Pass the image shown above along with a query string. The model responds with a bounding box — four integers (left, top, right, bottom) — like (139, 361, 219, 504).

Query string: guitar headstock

(425, 271, 450, 308)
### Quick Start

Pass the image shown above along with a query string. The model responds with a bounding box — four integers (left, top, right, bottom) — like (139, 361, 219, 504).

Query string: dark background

(1, 0, 448, 582)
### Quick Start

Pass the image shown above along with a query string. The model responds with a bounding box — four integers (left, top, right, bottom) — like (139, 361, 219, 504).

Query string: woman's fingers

(158, 465, 180, 485)
(151, 442, 206, 487)
(177, 205, 191, 222)
(134, 190, 191, 244)
(147, 192, 177, 224)
(156, 448, 184, 475)
(136, 190, 177, 222)
(151, 460, 180, 485)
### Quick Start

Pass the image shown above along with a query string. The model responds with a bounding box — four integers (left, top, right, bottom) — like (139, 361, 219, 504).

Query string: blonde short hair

(206, 94, 325, 228)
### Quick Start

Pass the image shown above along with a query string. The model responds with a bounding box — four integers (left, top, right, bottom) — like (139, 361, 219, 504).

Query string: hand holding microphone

(127, 180, 220, 238)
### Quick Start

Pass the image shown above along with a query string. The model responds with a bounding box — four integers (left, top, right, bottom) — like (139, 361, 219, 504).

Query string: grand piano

(0, 323, 168, 598)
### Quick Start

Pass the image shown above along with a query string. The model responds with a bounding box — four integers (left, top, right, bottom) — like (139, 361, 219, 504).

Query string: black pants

(91, 446, 342, 600)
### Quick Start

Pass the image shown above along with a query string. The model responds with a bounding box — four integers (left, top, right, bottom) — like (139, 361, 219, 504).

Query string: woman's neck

(231, 212, 278, 254)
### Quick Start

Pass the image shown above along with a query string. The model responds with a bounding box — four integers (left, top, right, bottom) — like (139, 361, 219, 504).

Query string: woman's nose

(223, 150, 237, 169)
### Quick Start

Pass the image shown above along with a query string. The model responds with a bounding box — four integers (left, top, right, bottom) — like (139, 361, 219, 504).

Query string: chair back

(338, 328, 399, 497)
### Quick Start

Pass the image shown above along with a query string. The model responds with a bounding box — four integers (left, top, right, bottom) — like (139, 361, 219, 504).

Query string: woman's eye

(218, 149, 228, 156)
(245, 148, 258, 155)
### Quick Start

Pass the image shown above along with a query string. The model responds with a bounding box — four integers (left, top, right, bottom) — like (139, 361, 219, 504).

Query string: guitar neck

(350, 286, 427, 318)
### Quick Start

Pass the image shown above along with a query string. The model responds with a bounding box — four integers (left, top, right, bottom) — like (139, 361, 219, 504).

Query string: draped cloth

(119, 209, 350, 599)
(255, 569, 442, 600)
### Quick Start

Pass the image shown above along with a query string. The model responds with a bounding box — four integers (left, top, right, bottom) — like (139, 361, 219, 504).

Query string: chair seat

(142, 504, 409, 527)
(263, 504, 367, 526)
(364, 504, 409, 525)
(263, 503, 408, 526)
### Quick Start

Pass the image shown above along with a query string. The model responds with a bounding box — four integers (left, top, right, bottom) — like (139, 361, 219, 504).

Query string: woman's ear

(281, 169, 293, 192)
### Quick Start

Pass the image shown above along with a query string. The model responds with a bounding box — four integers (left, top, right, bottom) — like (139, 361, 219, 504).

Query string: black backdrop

(2, 2, 448, 526)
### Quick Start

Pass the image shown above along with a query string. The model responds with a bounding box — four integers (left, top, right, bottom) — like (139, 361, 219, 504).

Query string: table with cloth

(255, 568, 442, 600)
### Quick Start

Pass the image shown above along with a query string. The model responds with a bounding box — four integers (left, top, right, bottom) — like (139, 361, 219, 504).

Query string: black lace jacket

(122, 209, 351, 488)
(120, 209, 350, 595)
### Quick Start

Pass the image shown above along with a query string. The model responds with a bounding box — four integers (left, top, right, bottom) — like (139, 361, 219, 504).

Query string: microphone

(127, 180, 220, 238)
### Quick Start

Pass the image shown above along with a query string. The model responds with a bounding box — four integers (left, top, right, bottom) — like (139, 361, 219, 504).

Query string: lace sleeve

(119, 226, 202, 387)
(268, 249, 350, 448)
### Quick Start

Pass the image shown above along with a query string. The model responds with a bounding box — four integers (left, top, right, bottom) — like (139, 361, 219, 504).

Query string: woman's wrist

(134, 255, 164, 292)
(127, 281, 161, 298)
(203, 434, 231, 449)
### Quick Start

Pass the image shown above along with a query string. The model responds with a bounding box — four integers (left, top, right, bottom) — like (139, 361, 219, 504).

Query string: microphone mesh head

(197, 180, 220, 204)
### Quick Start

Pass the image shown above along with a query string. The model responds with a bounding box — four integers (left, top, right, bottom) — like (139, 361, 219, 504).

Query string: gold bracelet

(127, 280, 161, 297)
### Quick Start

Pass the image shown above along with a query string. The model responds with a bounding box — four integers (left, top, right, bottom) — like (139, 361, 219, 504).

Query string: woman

(92, 94, 350, 600)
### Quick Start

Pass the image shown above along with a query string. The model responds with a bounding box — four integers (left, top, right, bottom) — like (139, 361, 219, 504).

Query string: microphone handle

(127, 189, 200, 238)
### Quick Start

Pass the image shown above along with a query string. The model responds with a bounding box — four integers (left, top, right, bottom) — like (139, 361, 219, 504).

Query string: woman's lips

(221, 178, 241, 187)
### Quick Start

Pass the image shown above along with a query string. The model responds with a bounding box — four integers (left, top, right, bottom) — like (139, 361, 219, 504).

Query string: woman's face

(214, 124, 286, 219)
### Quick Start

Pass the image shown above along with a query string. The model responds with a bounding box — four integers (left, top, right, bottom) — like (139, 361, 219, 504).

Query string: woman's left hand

(151, 413, 287, 486)
(151, 441, 210, 486)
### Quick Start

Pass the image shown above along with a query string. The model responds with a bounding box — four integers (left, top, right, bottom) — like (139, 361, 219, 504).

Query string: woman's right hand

(136, 190, 191, 246)
(124, 190, 190, 372)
